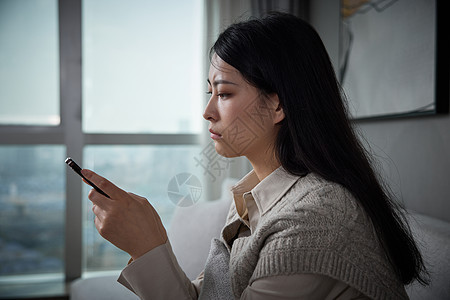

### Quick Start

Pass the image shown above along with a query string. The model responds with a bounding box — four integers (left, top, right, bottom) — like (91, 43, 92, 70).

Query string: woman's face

(203, 54, 283, 160)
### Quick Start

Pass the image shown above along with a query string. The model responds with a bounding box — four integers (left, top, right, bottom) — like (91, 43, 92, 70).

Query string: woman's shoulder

(251, 173, 407, 300)
(272, 172, 365, 225)
(292, 172, 355, 204)
(254, 172, 378, 253)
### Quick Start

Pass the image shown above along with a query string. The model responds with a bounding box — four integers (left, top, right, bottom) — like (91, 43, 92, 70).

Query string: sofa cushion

(168, 178, 236, 280)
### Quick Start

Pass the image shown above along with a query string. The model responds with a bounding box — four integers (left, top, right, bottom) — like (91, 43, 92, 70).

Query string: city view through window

(0, 0, 205, 294)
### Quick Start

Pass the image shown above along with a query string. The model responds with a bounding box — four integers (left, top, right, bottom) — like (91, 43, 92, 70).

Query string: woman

(83, 12, 428, 299)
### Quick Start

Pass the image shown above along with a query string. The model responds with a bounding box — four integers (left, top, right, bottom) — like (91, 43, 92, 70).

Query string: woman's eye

(205, 91, 230, 99)
(217, 93, 230, 99)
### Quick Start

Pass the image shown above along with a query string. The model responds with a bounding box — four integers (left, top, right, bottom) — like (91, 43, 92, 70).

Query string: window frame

(0, 0, 201, 286)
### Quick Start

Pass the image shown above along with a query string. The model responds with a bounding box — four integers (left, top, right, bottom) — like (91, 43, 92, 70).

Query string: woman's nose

(203, 97, 217, 121)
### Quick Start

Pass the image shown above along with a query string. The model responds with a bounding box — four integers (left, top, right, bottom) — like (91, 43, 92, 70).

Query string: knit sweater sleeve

(230, 175, 408, 300)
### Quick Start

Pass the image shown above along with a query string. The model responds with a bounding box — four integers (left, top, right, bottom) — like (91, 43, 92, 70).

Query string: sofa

(70, 178, 450, 299)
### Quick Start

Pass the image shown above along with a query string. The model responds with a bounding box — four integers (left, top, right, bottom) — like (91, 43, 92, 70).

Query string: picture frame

(338, 0, 448, 120)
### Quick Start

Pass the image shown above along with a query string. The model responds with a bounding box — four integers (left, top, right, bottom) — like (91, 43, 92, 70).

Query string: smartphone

(65, 157, 110, 198)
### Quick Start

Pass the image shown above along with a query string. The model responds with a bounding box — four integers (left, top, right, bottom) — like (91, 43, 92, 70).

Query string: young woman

(83, 12, 428, 299)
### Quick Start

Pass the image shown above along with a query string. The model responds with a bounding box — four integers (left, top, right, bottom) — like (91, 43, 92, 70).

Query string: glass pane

(0, 146, 65, 278)
(83, 145, 204, 272)
(82, 0, 204, 134)
(0, 0, 60, 126)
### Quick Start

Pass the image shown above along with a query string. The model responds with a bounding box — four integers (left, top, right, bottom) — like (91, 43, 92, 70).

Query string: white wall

(310, 0, 450, 222)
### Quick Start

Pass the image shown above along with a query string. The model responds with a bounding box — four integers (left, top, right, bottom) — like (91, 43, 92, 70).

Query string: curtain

(251, 0, 309, 21)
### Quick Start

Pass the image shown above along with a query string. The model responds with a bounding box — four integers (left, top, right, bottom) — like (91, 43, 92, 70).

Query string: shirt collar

(231, 166, 301, 222)
(230, 170, 259, 221)
(252, 166, 301, 216)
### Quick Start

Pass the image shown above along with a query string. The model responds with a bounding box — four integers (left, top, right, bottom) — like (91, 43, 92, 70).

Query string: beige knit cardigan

(220, 173, 408, 299)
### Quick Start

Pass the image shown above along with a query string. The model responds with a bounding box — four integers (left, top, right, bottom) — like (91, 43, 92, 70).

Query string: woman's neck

(248, 152, 281, 181)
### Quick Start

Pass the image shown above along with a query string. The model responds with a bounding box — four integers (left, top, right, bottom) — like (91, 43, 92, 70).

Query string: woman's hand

(81, 169, 168, 260)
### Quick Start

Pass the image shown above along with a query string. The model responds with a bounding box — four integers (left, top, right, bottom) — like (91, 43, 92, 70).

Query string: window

(0, 145, 65, 276)
(0, 0, 205, 297)
(82, 0, 203, 134)
(81, 0, 205, 273)
(0, 0, 59, 126)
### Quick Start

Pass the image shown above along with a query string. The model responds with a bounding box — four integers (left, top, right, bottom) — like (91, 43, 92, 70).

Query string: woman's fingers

(81, 169, 128, 201)
(80, 173, 168, 259)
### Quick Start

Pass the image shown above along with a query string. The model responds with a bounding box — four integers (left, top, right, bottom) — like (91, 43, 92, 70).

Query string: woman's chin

(214, 142, 242, 158)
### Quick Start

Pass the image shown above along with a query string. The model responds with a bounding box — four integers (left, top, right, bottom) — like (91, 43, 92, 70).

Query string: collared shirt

(231, 167, 300, 234)
(118, 167, 369, 299)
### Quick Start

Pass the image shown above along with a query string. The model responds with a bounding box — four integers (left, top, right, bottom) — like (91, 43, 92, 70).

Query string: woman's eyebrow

(207, 78, 238, 87)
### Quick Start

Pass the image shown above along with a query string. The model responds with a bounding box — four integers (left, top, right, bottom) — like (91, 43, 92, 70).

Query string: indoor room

(0, 0, 448, 299)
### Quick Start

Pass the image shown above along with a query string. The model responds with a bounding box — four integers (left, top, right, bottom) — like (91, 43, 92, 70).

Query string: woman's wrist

(130, 235, 168, 261)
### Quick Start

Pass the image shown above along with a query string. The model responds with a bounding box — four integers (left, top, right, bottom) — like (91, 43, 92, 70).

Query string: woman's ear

(269, 93, 285, 124)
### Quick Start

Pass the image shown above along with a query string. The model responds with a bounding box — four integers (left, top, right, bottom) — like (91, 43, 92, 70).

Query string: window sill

(0, 280, 69, 300)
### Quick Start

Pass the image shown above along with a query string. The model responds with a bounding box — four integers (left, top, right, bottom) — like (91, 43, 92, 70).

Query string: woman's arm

(118, 240, 201, 300)
(241, 274, 369, 300)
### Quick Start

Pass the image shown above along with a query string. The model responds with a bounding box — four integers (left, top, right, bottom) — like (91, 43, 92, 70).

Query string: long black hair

(211, 11, 428, 285)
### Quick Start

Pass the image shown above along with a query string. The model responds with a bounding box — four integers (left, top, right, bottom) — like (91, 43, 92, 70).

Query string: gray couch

(71, 179, 450, 299)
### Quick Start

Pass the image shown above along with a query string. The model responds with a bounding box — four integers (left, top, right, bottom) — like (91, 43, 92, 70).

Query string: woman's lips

(209, 128, 222, 140)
